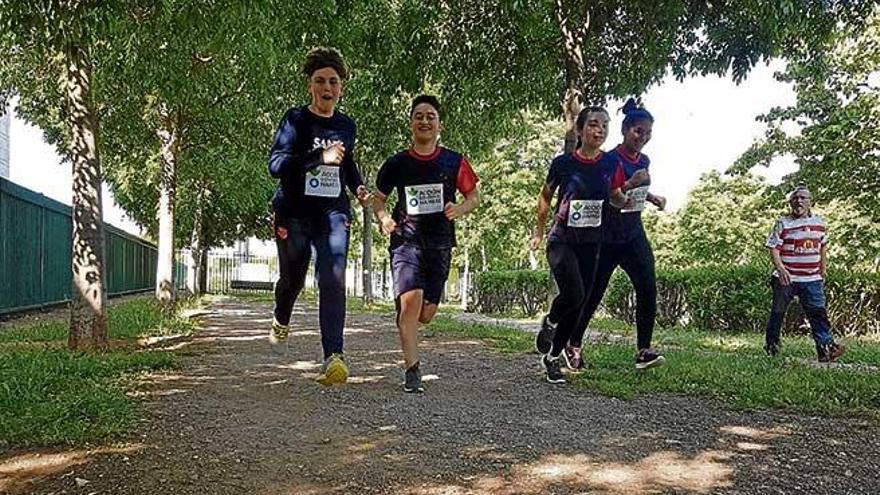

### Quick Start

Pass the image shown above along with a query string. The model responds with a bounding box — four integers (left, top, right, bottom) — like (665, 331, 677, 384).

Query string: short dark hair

(302, 46, 349, 80)
(410, 94, 442, 119)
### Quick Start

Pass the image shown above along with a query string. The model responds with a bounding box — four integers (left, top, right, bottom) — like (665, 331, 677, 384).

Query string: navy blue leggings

(570, 232, 657, 350)
(273, 212, 350, 358)
(547, 242, 601, 357)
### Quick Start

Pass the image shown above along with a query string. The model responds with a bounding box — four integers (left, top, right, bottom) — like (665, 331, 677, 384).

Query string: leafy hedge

(607, 265, 880, 336)
(472, 270, 552, 316)
(473, 267, 880, 336)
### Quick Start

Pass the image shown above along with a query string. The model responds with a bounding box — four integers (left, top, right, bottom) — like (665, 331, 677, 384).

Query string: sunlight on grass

(0, 296, 200, 344)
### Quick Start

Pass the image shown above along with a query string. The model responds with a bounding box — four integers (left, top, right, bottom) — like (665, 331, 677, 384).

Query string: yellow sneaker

(316, 353, 349, 386)
(269, 318, 289, 355)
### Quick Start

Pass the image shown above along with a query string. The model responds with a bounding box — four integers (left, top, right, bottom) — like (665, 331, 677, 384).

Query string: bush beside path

(3, 296, 878, 494)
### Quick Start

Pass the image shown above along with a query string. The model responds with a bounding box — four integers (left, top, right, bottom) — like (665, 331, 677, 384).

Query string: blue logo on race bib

(572, 212, 581, 221)
(409, 198, 419, 208)
(309, 178, 320, 188)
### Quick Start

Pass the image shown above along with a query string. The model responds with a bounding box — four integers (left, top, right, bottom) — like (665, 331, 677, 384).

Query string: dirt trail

(3, 297, 878, 494)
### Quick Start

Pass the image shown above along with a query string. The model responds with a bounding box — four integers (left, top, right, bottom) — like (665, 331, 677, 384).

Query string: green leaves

(733, 7, 880, 228)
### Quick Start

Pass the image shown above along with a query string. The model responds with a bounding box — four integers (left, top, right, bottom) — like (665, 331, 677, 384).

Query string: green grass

(0, 296, 193, 447)
(0, 349, 174, 447)
(426, 315, 880, 419)
(0, 297, 199, 344)
(428, 316, 533, 353)
(346, 297, 396, 315)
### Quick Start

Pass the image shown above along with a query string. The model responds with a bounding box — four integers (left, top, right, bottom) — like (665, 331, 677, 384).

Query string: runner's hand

(380, 216, 397, 236)
(650, 194, 667, 211)
(321, 143, 345, 165)
(444, 202, 466, 220)
(528, 233, 544, 251)
(627, 169, 649, 189)
(356, 185, 369, 205)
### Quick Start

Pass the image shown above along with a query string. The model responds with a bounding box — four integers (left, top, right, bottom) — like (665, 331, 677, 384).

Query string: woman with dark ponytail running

(530, 106, 648, 384)
(565, 98, 666, 371)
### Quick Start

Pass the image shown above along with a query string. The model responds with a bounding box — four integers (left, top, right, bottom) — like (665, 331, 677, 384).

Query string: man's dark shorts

(391, 243, 452, 304)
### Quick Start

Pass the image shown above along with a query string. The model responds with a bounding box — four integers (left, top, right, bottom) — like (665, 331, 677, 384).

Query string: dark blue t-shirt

(546, 151, 624, 245)
(268, 105, 364, 219)
(376, 147, 479, 249)
(602, 145, 650, 243)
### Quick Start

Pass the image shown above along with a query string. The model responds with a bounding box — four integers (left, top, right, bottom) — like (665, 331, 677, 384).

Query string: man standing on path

(764, 186, 845, 362)
(267, 47, 369, 385)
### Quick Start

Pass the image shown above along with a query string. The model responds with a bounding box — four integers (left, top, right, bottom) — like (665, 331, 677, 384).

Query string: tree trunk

(187, 188, 205, 296)
(66, 42, 108, 350)
(555, 0, 589, 153)
(460, 247, 470, 311)
(361, 202, 374, 304)
(155, 108, 179, 311)
(198, 247, 208, 294)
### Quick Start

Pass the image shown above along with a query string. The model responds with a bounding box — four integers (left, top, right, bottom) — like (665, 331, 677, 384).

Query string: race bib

(621, 186, 649, 213)
(304, 166, 341, 197)
(405, 183, 444, 215)
(568, 199, 603, 228)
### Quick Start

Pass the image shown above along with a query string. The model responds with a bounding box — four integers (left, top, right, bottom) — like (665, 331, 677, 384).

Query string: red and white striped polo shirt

(766, 214, 828, 282)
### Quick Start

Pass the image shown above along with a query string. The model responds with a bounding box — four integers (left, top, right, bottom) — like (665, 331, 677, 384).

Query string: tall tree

(98, 1, 296, 303)
(733, 5, 880, 226)
(0, 1, 120, 349)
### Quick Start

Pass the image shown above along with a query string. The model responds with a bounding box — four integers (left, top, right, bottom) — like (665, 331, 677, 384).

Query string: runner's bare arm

(371, 192, 397, 235)
(529, 185, 554, 250)
(770, 247, 791, 286)
(610, 169, 650, 209)
(444, 185, 480, 220)
(647, 192, 667, 211)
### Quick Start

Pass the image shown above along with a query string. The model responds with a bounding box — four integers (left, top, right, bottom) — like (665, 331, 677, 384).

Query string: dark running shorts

(391, 243, 452, 304)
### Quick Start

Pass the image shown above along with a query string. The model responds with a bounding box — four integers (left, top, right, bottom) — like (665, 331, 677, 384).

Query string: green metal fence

(0, 177, 181, 314)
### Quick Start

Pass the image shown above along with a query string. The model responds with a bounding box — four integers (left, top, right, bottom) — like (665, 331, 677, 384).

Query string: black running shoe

(542, 354, 566, 384)
(635, 348, 666, 370)
(535, 314, 556, 354)
(763, 343, 780, 357)
(403, 362, 424, 393)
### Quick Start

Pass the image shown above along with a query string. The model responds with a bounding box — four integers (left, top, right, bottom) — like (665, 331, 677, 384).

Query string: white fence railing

(180, 249, 472, 306)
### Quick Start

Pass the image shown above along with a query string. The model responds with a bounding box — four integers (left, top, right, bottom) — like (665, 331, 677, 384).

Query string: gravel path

(3, 297, 878, 494)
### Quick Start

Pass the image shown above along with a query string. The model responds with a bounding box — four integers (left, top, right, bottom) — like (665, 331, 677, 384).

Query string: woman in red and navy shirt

(567, 99, 666, 372)
(529, 106, 648, 384)
(373, 95, 480, 393)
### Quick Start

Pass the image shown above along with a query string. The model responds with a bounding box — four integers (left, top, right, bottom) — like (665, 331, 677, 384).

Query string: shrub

(474, 266, 880, 336)
(605, 265, 880, 336)
(472, 270, 552, 316)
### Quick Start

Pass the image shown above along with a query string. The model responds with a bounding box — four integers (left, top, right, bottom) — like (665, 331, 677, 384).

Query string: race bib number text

(621, 186, 649, 213)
